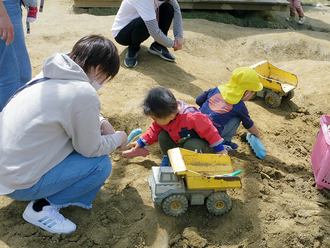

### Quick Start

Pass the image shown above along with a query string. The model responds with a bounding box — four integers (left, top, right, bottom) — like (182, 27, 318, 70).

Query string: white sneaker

(297, 16, 306, 25)
(23, 201, 76, 234)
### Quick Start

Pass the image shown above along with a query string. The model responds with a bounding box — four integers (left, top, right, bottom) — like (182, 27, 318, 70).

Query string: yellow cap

(218, 67, 263, 104)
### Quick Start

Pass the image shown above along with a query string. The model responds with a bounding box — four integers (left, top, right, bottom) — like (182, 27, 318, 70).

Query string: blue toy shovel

(246, 133, 267, 159)
(126, 128, 142, 146)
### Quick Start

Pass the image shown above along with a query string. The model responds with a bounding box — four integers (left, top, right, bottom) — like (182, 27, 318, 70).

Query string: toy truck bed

(250, 61, 298, 108)
(168, 148, 242, 190)
(251, 61, 298, 94)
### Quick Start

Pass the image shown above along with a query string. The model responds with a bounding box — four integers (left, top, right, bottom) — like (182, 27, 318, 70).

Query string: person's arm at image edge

(0, 1, 14, 45)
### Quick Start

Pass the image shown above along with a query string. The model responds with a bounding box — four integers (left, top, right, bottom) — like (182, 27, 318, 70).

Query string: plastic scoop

(246, 133, 266, 159)
(126, 128, 142, 146)
(122, 148, 150, 158)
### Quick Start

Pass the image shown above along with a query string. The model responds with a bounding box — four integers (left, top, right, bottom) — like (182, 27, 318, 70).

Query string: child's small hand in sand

(217, 149, 228, 155)
(131, 141, 141, 151)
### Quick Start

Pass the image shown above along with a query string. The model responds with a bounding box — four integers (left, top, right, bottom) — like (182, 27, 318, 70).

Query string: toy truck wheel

(162, 195, 188, 217)
(250, 91, 257, 100)
(206, 192, 232, 216)
(265, 92, 281, 108)
(283, 90, 295, 100)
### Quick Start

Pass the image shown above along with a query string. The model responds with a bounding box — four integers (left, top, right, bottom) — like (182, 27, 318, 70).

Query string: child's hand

(247, 125, 261, 139)
(131, 141, 141, 150)
(116, 131, 127, 150)
(217, 149, 228, 155)
(248, 132, 261, 139)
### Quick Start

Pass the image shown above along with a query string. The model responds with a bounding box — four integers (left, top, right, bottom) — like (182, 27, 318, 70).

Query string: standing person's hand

(173, 37, 183, 51)
(0, 3, 14, 45)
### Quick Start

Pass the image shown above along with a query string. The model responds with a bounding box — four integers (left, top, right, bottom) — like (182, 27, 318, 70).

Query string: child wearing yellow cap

(196, 67, 263, 151)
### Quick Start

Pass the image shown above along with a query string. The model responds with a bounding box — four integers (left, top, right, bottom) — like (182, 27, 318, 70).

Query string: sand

(1, 0, 330, 247)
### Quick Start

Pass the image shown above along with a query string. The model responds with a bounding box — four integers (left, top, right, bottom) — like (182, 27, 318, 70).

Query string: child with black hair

(131, 87, 228, 167)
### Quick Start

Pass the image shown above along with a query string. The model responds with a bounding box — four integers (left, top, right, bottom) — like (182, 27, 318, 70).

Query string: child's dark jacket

(196, 87, 254, 135)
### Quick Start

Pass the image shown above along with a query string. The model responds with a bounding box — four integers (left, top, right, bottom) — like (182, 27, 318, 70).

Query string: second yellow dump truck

(250, 61, 298, 108)
(149, 148, 242, 217)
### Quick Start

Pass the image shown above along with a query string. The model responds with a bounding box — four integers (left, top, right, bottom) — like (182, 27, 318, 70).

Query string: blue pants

(0, 0, 32, 111)
(6, 152, 112, 209)
(221, 117, 241, 142)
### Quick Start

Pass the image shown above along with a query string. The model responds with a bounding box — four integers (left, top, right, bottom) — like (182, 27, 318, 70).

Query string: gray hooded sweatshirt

(0, 53, 122, 193)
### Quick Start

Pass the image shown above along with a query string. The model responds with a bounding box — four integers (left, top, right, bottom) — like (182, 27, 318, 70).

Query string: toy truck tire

(283, 90, 295, 100)
(206, 192, 232, 216)
(250, 92, 257, 100)
(162, 194, 188, 217)
(265, 92, 281, 108)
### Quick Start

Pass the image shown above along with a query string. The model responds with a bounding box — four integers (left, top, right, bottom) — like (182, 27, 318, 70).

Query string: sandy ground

(1, 0, 330, 247)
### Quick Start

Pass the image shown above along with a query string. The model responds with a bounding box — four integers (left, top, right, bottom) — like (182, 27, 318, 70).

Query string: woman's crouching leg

(6, 153, 112, 234)
(7, 152, 112, 209)
(46, 154, 112, 209)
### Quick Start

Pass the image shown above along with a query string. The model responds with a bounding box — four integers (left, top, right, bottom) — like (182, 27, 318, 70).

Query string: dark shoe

(124, 48, 138, 68)
(148, 42, 175, 62)
(223, 141, 238, 151)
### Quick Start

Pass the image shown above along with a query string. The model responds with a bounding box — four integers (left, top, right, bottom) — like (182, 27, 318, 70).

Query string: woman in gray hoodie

(0, 35, 127, 234)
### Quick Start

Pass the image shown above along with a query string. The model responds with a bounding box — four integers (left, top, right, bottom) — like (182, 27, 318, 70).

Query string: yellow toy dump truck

(149, 148, 242, 217)
(250, 61, 298, 108)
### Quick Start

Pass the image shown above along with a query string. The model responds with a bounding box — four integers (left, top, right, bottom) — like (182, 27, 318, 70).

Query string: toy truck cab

(149, 148, 242, 217)
(149, 166, 185, 206)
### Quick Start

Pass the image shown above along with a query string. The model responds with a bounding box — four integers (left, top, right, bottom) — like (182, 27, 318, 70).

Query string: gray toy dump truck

(149, 148, 242, 217)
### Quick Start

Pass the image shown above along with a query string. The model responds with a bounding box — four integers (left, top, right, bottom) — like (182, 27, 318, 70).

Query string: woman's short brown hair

(69, 35, 120, 81)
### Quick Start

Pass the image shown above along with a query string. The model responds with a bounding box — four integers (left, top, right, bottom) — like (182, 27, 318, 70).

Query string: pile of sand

(1, 1, 330, 247)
